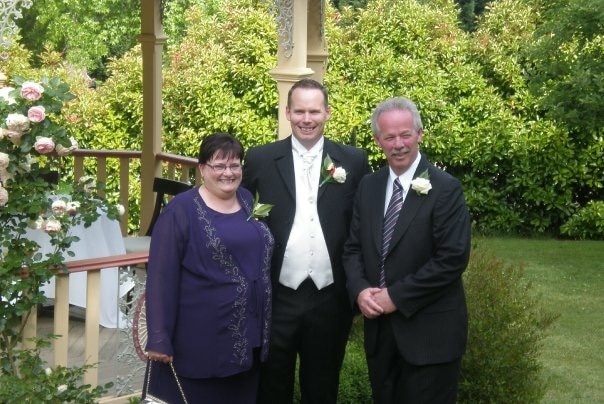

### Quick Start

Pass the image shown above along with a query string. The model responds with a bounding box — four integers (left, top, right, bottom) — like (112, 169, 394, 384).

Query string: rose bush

(0, 76, 116, 400)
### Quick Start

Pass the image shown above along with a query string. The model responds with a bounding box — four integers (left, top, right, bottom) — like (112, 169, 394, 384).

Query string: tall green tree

(17, 0, 140, 79)
(523, 0, 604, 204)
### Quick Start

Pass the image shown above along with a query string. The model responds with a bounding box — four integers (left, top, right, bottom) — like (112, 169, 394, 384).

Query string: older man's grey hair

(370, 97, 423, 136)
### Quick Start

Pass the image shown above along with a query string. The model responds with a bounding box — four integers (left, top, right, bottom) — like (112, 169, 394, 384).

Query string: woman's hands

(146, 350, 173, 364)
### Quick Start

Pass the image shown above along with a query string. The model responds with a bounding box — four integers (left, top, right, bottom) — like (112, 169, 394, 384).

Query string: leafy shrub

(0, 339, 111, 403)
(560, 200, 604, 240)
(459, 246, 556, 403)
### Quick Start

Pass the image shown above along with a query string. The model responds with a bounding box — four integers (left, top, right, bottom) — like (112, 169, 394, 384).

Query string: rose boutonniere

(410, 169, 432, 195)
(247, 191, 274, 221)
(319, 154, 347, 187)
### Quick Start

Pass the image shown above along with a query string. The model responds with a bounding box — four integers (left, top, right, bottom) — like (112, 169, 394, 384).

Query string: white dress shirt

(279, 137, 333, 290)
(384, 152, 422, 215)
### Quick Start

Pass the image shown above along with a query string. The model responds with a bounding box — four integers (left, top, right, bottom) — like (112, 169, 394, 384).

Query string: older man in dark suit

(343, 97, 471, 404)
(243, 79, 371, 404)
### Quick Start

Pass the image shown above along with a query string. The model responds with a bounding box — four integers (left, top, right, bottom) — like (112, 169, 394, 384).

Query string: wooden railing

(70, 149, 199, 235)
(22, 252, 149, 403)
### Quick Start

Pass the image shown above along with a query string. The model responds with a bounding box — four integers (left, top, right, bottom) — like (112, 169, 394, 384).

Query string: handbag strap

(145, 359, 190, 404)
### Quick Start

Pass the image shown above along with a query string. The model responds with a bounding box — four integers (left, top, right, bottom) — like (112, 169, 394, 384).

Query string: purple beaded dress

(143, 187, 273, 403)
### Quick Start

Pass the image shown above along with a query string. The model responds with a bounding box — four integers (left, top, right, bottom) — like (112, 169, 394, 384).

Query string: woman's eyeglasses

(205, 163, 242, 174)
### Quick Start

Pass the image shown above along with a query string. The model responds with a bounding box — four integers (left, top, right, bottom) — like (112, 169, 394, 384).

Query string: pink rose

(0, 185, 8, 207)
(27, 105, 46, 123)
(20, 81, 44, 101)
(33, 137, 55, 154)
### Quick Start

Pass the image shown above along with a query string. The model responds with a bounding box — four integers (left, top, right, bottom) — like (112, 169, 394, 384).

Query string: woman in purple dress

(143, 133, 274, 403)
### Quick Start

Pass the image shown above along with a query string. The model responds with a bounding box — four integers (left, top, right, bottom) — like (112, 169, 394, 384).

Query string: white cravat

(280, 137, 333, 290)
(301, 152, 317, 191)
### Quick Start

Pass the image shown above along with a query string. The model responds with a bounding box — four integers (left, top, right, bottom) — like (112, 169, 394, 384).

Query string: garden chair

(123, 177, 193, 253)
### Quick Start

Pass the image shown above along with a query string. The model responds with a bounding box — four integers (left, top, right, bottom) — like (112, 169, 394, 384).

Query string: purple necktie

(379, 179, 403, 287)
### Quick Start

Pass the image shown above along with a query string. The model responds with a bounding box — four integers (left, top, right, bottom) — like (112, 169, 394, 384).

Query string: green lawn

(475, 237, 604, 403)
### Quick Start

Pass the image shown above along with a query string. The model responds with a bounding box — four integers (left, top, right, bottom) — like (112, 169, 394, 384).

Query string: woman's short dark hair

(198, 132, 244, 164)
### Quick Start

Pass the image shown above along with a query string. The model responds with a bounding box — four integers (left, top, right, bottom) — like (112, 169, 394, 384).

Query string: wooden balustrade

(69, 149, 199, 235)
(22, 251, 149, 402)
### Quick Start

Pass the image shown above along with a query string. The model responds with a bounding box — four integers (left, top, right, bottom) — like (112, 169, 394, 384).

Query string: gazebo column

(270, 0, 314, 139)
(307, 0, 328, 83)
(138, 0, 166, 232)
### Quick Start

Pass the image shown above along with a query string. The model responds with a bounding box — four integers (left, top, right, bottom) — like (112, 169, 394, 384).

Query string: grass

(475, 237, 604, 403)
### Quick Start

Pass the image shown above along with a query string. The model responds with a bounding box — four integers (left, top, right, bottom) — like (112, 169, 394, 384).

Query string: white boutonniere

(319, 154, 347, 187)
(247, 191, 274, 221)
(410, 169, 432, 195)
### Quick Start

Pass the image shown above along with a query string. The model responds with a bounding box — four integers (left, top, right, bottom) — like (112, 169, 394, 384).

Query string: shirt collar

(388, 152, 422, 191)
(291, 135, 324, 158)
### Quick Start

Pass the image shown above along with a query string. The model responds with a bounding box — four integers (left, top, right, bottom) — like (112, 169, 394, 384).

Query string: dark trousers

(367, 318, 462, 404)
(257, 279, 352, 404)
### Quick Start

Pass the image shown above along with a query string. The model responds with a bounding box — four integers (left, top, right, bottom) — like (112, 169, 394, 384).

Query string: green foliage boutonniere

(247, 191, 273, 221)
(319, 154, 347, 187)
(410, 169, 432, 195)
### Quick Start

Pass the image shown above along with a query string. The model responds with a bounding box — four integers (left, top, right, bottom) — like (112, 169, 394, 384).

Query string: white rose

(45, 367, 52, 376)
(0, 86, 16, 104)
(332, 167, 347, 183)
(0, 168, 12, 184)
(0, 185, 8, 206)
(410, 177, 432, 195)
(78, 175, 96, 193)
(116, 203, 126, 216)
(55, 137, 79, 156)
(44, 219, 62, 233)
(0, 152, 9, 168)
(5, 113, 30, 132)
(57, 384, 68, 393)
(6, 129, 24, 146)
(51, 199, 67, 214)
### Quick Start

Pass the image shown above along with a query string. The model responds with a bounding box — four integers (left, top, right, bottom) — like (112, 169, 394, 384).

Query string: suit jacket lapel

(372, 168, 390, 253)
(387, 157, 431, 254)
(275, 137, 296, 201)
(318, 139, 341, 201)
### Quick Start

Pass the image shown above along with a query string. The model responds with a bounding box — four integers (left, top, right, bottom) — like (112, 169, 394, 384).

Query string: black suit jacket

(343, 155, 471, 365)
(243, 136, 371, 296)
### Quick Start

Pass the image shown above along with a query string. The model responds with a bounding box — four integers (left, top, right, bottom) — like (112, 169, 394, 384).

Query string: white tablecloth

(28, 211, 133, 328)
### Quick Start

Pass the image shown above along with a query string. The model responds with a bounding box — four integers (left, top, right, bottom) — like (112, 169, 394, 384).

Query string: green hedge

(4, 0, 601, 239)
